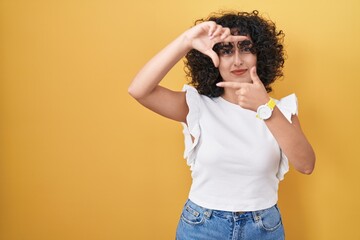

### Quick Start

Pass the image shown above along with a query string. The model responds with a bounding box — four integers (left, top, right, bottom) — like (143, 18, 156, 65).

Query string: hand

(216, 67, 270, 111)
(184, 21, 248, 67)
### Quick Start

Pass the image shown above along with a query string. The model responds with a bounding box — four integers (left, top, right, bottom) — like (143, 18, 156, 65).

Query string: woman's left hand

(216, 67, 270, 111)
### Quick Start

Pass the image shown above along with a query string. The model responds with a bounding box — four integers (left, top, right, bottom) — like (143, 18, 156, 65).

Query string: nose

(233, 49, 243, 66)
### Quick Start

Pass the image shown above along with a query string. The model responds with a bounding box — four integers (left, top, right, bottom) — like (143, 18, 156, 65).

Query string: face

(217, 40, 257, 83)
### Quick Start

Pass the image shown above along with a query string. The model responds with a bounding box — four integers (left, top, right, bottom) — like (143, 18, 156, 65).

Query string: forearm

(128, 32, 191, 99)
(265, 107, 316, 174)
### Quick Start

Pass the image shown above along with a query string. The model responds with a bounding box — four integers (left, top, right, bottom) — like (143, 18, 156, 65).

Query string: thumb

(204, 49, 219, 67)
(250, 66, 262, 84)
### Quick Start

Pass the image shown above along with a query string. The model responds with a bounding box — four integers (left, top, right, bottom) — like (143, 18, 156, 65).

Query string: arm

(264, 108, 315, 174)
(128, 22, 248, 122)
(217, 67, 316, 174)
(128, 34, 190, 122)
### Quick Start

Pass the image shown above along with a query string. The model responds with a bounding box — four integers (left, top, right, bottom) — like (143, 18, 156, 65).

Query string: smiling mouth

(231, 69, 247, 75)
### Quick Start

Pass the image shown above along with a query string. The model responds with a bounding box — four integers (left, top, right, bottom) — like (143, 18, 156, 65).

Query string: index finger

(216, 81, 250, 89)
(221, 35, 249, 43)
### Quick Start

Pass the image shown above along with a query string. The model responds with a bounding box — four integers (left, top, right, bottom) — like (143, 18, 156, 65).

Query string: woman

(128, 10, 315, 240)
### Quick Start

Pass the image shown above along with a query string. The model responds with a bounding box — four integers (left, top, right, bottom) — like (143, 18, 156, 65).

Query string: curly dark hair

(184, 10, 285, 97)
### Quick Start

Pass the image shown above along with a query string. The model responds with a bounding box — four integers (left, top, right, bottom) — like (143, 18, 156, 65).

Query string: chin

(232, 77, 252, 83)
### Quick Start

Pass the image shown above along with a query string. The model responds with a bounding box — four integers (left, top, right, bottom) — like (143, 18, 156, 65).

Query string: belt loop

(252, 210, 260, 223)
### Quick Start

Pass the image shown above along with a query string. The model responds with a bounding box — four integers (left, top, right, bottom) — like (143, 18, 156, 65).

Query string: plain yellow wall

(1, 0, 360, 239)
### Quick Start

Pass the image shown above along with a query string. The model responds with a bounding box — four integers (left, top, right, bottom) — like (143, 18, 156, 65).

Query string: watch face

(258, 105, 272, 120)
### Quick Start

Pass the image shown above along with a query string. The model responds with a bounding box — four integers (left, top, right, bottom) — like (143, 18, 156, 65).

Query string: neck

(221, 89, 238, 104)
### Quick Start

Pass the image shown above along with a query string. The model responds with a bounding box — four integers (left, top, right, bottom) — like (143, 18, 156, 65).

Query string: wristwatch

(256, 98, 276, 120)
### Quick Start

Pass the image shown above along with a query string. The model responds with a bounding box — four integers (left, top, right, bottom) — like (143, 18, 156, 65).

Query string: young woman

(128, 10, 315, 240)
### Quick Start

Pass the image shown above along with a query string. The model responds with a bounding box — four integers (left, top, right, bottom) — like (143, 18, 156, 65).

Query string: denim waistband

(185, 199, 276, 222)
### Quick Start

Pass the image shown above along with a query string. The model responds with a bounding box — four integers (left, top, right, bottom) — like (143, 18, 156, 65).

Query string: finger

(250, 66, 262, 84)
(207, 21, 217, 37)
(236, 88, 247, 95)
(220, 28, 231, 40)
(204, 49, 220, 67)
(216, 81, 250, 89)
(222, 35, 249, 43)
(209, 25, 223, 39)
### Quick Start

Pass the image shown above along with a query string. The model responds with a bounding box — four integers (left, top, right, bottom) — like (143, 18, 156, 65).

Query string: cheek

(219, 56, 233, 66)
(218, 68, 226, 79)
(244, 56, 257, 68)
(251, 55, 257, 66)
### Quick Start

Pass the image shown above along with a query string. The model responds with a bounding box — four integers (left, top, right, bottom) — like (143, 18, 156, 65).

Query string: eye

(238, 40, 254, 54)
(219, 48, 234, 56)
(241, 47, 252, 53)
(218, 44, 234, 56)
(214, 42, 234, 57)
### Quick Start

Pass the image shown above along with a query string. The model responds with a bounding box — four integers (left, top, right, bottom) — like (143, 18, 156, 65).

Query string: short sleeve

(275, 93, 298, 180)
(275, 93, 298, 123)
(181, 85, 202, 170)
(277, 149, 289, 181)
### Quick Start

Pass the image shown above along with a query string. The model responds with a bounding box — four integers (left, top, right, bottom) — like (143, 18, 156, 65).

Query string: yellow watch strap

(267, 98, 276, 110)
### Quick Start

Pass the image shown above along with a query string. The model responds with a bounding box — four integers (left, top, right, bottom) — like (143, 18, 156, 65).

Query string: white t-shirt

(181, 84, 298, 212)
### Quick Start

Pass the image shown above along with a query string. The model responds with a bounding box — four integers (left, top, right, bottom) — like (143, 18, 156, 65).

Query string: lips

(231, 69, 247, 76)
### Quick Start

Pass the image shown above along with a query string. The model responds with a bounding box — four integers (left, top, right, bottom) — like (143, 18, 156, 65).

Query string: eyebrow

(213, 40, 254, 54)
(238, 40, 253, 46)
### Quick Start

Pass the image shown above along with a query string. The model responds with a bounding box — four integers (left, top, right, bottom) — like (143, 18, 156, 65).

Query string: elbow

(302, 167, 314, 175)
(296, 164, 314, 175)
(128, 84, 143, 100)
(128, 82, 157, 100)
(299, 153, 316, 175)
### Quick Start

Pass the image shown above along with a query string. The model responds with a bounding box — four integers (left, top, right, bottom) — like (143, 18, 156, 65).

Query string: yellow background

(1, 0, 359, 239)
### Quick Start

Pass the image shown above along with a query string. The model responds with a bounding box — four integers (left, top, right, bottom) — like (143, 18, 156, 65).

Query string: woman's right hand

(183, 21, 248, 67)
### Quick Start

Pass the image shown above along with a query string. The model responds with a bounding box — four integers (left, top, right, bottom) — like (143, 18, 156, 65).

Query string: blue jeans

(176, 199, 285, 240)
